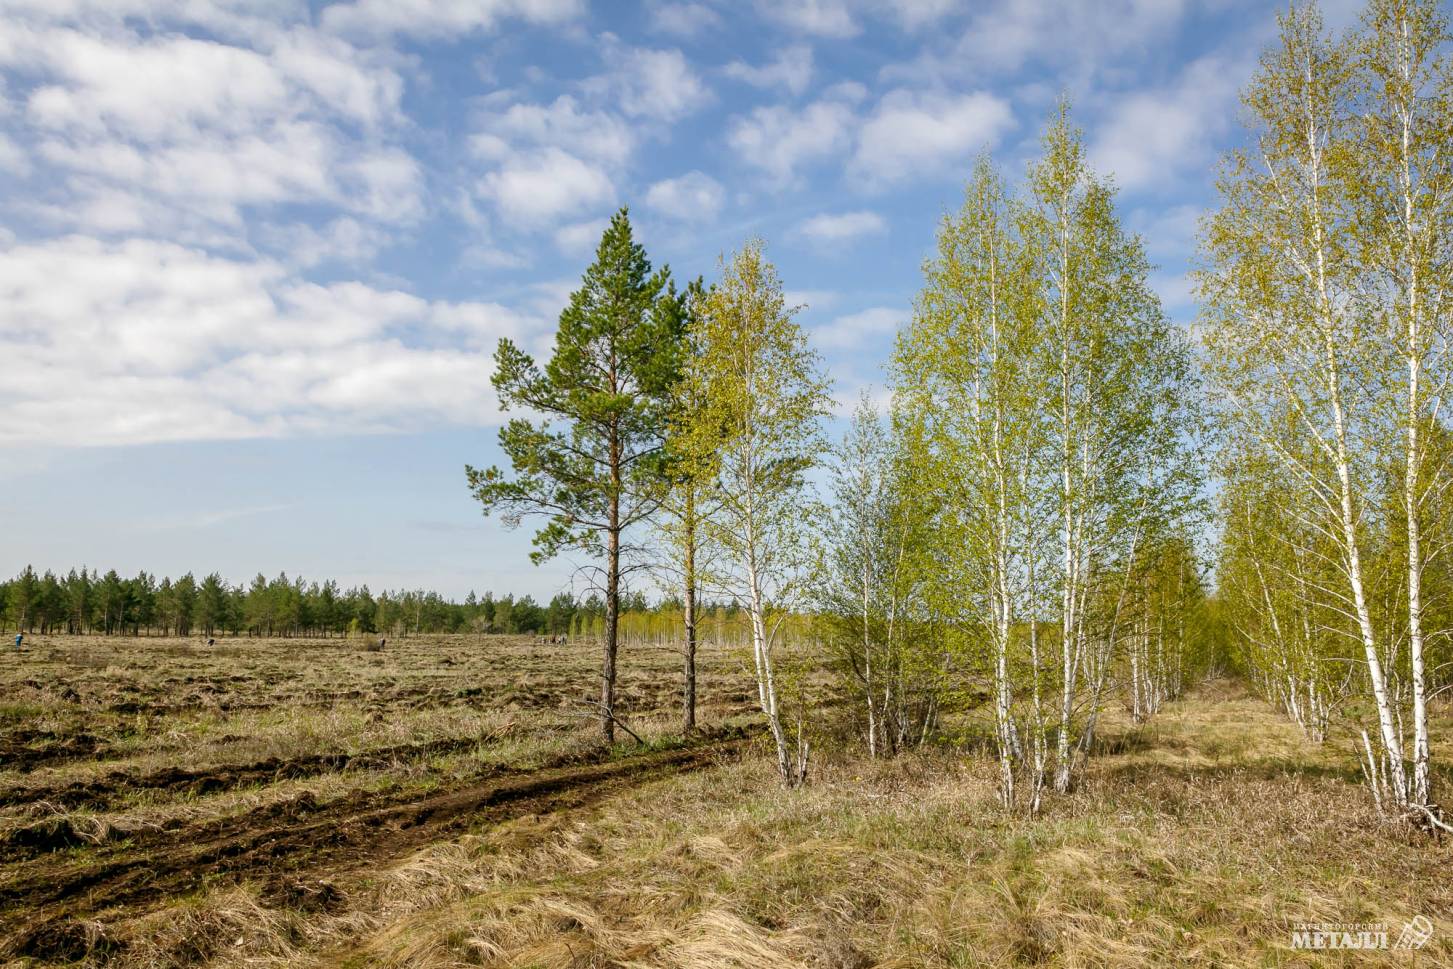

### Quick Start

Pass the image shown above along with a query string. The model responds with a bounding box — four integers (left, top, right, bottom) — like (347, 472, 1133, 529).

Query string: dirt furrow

(0, 731, 109, 773)
(0, 732, 508, 816)
(0, 735, 743, 961)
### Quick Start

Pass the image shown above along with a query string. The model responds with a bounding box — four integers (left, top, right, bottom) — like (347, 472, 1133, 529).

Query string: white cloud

(554, 217, 609, 255)
(0, 0, 1242, 458)
(591, 41, 710, 122)
(851, 88, 1013, 185)
(784, 289, 840, 313)
(337, 147, 425, 221)
(261, 216, 388, 268)
(523, 277, 580, 321)
(877, 0, 958, 30)
(17, 26, 400, 134)
(829, 378, 892, 418)
(993, 0, 1185, 71)
(25, 182, 257, 252)
(650, 2, 722, 36)
(749, 0, 957, 39)
(811, 306, 904, 350)
(1149, 271, 1195, 316)
(644, 171, 725, 221)
(32, 121, 415, 233)
(269, 28, 405, 127)
(1128, 203, 1202, 266)
(758, 0, 859, 37)
(724, 45, 814, 96)
(25, 33, 286, 138)
(0, 133, 28, 174)
(477, 147, 615, 225)
(796, 210, 886, 243)
(1, 13, 422, 239)
(886, 0, 1188, 85)
(320, 0, 584, 40)
(467, 96, 630, 231)
(727, 96, 855, 182)
(0, 1, 302, 37)
(728, 83, 1006, 187)
(1087, 55, 1243, 192)
(0, 237, 541, 446)
(461, 244, 529, 269)
(475, 95, 634, 167)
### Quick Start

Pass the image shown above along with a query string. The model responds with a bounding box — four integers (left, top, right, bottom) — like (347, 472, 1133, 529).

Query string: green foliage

(0, 564, 583, 639)
(1202, 0, 1453, 809)
(466, 208, 682, 568)
(687, 239, 831, 784)
(884, 107, 1207, 804)
(688, 239, 831, 603)
(816, 396, 947, 754)
(464, 207, 689, 742)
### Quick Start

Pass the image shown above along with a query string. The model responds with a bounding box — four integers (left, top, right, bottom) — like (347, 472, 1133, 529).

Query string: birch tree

(892, 129, 1201, 807)
(1122, 534, 1210, 723)
(893, 157, 1048, 807)
(691, 240, 830, 787)
(818, 396, 942, 758)
(660, 278, 718, 734)
(1024, 107, 1203, 794)
(820, 398, 895, 759)
(1202, 0, 1452, 822)
(1217, 440, 1347, 741)
(1354, 0, 1453, 810)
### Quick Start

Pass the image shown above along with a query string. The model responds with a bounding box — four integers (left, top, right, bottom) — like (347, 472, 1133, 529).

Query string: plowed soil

(0, 733, 745, 962)
(0, 733, 503, 814)
(0, 634, 789, 966)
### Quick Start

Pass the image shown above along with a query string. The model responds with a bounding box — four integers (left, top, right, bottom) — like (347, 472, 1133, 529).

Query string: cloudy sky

(0, 0, 1363, 600)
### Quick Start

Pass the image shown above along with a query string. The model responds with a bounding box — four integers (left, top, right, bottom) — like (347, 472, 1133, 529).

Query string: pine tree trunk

(602, 492, 620, 745)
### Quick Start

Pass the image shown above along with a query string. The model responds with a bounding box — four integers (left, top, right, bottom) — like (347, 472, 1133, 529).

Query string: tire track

(0, 732, 508, 816)
(0, 734, 745, 961)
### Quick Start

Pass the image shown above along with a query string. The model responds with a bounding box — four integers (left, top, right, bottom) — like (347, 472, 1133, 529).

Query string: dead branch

(1403, 802, 1453, 837)
(573, 700, 645, 745)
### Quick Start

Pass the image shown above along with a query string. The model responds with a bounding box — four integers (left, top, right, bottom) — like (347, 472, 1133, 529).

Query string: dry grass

(298, 680, 1451, 969)
(1, 634, 765, 816)
(4, 639, 1451, 968)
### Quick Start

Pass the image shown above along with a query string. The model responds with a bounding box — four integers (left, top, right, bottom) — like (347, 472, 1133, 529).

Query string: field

(2, 636, 1451, 967)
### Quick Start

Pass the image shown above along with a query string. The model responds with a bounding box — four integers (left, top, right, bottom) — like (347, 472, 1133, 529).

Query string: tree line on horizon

(0, 565, 758, 641)
(470, 0, 1453, 830)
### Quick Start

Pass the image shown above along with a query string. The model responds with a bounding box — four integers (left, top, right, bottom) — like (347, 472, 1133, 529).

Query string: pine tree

(197, 573, 227, 636)
(467, 208, 683, 743)
(8, 566, 39, 633)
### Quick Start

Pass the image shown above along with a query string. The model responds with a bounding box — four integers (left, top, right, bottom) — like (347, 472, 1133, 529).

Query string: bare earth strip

(0, 733, 746, 962)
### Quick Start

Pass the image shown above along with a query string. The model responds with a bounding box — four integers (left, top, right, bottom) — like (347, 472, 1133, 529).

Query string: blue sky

(0, 0, 1364, 601)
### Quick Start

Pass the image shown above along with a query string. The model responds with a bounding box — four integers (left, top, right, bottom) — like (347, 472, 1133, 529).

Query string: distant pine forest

(0, 565, 725, 640)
